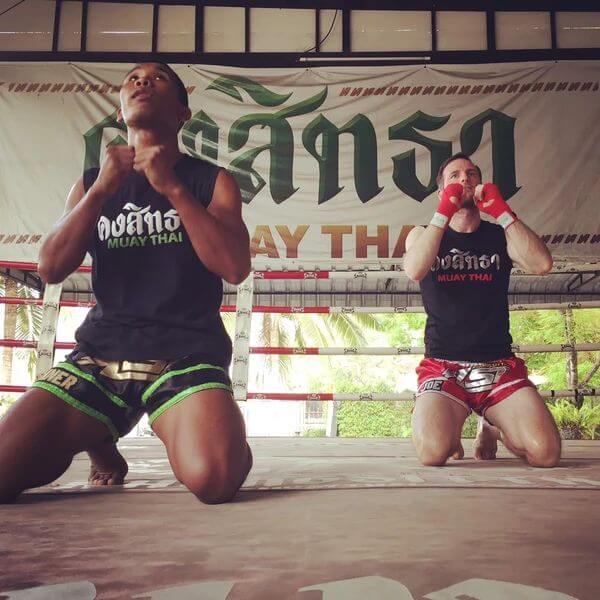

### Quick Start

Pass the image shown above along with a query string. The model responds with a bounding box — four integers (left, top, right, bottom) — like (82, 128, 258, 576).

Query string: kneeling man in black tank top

(403, 153, 561, 468)
(0, 63, 253, 504)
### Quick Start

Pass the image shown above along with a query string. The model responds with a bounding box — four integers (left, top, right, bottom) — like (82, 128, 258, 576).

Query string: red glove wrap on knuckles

(430, 183, 464, 230)
(474, 183, 518, 229)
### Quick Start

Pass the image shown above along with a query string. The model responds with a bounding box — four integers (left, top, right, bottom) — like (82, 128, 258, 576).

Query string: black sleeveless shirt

(74, 155, 232, 364)
(419, 221, 513, 362)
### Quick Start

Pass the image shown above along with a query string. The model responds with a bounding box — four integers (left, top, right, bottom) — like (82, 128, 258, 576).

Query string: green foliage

(462, 414, 479, 438)
(329, 357, 396, 395)
(251, 312, 387, 382)
(548, 399, 600, 440)
(321, 356, 414, 437)
(379, 313, 426, 346)
(509, 309, 600, 393)
(337, 400, 413, 437)
(0, 394, 16, 417)
(0, 276, 43, 380)
(510, 310, 566, 389)
(303, 428, 326, 437)
(303, 309, 600, 439)
(330, 314, 423, 439)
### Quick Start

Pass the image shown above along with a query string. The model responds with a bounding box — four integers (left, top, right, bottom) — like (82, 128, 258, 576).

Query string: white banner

(0, 61, 599, 266)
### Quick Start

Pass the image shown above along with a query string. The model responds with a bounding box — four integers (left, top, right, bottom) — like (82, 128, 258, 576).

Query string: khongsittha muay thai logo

(97, 202, 183, 249)
(432, 248, 501, 282)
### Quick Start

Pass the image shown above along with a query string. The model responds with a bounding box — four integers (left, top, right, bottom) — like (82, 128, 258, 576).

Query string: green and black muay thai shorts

(32, 348, 233, 440)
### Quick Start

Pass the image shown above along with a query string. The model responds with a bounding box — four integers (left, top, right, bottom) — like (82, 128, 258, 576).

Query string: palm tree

(223, 311, 385, 388)
(0, 275, 43, 385)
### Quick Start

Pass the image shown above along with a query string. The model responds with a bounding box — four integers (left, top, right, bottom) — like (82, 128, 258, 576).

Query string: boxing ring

(1, 261, 599, 599)
(1, 259, 599, 442)
(2, 3, 600, 594)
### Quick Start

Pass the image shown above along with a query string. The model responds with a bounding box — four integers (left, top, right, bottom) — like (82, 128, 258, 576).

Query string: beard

(460, 199, 476, 211)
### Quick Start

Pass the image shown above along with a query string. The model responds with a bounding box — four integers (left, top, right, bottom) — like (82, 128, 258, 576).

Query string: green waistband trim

(148, 383, 232, 425)
(57, 361, 127, 408)
(142, 363, 227, 404)
(32, 381, 119, 441)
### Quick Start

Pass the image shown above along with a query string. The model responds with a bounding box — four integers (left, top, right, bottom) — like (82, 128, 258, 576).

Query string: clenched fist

(134, 145, 182, 196)
(430, 183, 465, 230)
(93, 145, 135, 197)
(474, 183, 517, 229)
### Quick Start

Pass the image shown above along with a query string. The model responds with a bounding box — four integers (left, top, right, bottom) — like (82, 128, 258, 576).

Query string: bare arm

(403, 182, 467, 282)
(37, 179, 110, 284)
(403, 225, 445, 282)
(473, 182, 552, 275)
(505, 220, 553, 275)
(38, 145, 134, 284)
(165, 170, 251, 284)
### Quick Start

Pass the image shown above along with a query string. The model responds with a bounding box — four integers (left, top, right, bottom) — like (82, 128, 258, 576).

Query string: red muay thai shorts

(416, 356, 536, 415)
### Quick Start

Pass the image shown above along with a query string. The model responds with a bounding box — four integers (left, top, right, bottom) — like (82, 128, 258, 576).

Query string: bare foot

(87, 439, 128, 486)
(451, 441, 465, 460)
(473, 418, 498, 460)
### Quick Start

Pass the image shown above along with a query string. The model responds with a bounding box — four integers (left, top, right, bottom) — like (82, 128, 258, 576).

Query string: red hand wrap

(474, 183, 517, 229)
(430, 183, 464, 229)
